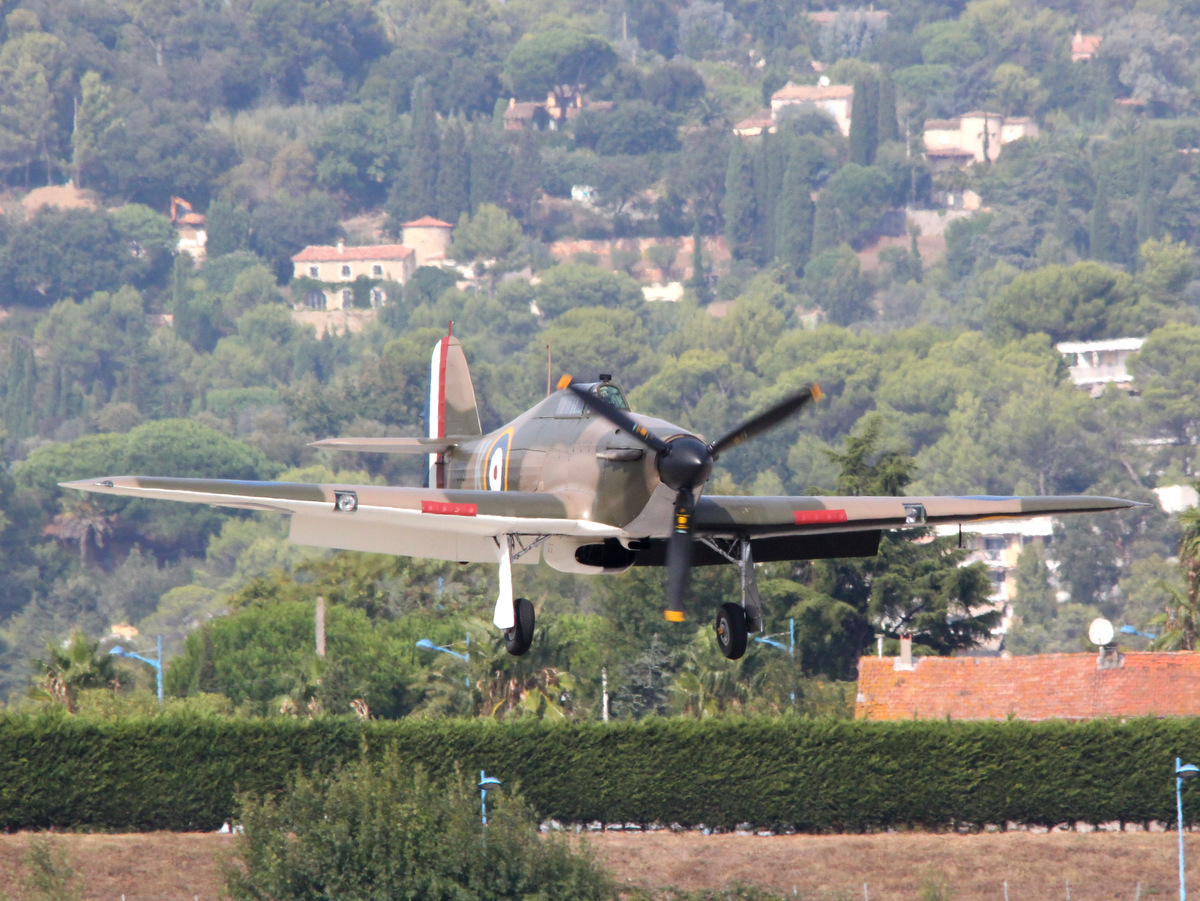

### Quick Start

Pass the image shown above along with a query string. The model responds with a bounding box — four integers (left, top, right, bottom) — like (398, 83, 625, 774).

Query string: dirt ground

(0, 830, 1194, 900)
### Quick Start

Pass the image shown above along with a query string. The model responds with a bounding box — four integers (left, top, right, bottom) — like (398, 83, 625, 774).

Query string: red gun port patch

(422, 501, 478, 517)
(794, 509, 848, 525)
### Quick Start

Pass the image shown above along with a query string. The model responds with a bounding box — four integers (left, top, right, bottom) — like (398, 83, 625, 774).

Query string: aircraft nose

(657, 435, 713, 491)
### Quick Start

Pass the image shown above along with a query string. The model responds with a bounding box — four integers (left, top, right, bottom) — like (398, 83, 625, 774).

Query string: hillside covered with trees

(0, 0, 1198, 718)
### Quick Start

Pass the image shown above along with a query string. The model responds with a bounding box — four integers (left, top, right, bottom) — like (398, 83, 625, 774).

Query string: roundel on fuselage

(486, 430, 512, 491)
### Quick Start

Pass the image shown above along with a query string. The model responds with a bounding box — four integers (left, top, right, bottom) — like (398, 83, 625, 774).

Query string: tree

(501, 29, 617, 122)
(71, 71, 120, 190)
(793, 417, 998, 678)
(30, 630, 117, 713)
(401, 78, 439, 223)
(847, 74, 878, 166)
(803, 244, 872, 327)
(532, 267, 643, 320)
(723, 139, 757, 262)
(1150, 506, 1200, 651)
(988, 261, 1135, 343)
(227, 754, 616, 901)
(448, 204, 524, 294)
(776, 154, 815, 276)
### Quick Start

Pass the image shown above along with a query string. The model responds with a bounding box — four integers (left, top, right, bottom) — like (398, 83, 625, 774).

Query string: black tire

(715, 602, 748, 660)
(504, 597, 536, 656)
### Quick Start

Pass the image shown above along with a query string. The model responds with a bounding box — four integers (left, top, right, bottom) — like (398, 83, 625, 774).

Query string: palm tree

(1149, 505, 1200, 651)
(30, 631, 118, 712)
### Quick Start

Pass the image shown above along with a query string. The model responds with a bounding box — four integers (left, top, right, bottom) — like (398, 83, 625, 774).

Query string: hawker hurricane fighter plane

(64, 330, 1142, 660)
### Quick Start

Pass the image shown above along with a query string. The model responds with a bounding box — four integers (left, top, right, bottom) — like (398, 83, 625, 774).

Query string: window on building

(342, 289, 353, 307)
(341, 264, 351, 278)
(372, 264, 383, 277)
(370, 288, 384, 307)
(309, 266, 320, 278)
(984, 537, 1007, 551)
(307, 290, 326, 310)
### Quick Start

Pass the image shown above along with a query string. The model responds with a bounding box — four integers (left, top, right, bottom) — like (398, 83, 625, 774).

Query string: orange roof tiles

(292, 244, 413, 263)
(772, 82, 855, 102)
(856, 652, 1200, 721)
(402, 216, 454, 229)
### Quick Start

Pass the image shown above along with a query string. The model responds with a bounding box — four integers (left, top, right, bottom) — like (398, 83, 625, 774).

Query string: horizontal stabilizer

(309, 436, 459, 455)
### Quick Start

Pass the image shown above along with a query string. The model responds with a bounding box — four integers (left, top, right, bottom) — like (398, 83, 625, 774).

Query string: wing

(630, 493, 1146, 565)
(308, 437, 460, 454)
(59, 476, 619, 564)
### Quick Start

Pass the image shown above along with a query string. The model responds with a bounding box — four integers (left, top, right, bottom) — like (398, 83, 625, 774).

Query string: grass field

(1, 830, 1195, 900)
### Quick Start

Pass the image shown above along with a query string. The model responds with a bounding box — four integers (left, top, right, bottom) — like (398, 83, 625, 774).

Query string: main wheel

(715, 602, 748, 660)
(504, 597, 535, 656)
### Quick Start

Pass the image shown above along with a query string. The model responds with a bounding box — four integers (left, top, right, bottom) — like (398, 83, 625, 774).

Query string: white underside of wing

(60, 478, 621, 564)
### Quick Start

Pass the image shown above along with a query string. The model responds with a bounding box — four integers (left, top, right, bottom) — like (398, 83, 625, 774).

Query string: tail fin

(428, 332, 481, 487)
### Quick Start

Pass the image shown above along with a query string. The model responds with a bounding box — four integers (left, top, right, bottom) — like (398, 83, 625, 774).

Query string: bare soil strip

(0, 830, 1191, 900)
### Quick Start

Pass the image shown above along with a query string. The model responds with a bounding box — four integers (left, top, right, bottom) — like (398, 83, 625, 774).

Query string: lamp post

(753, 618, 795, 657)
(415, 636, 471, 686)
(1177, 757, 1199, 901)
(479, 770, 502, 827)
(109, 635, 163, 703)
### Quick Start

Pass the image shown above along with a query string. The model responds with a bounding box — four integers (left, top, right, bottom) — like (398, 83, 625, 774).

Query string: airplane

(63, 329, 1143, 660)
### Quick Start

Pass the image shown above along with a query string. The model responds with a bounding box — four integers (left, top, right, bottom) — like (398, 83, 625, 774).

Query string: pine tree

(404, 79, 439, 221)
(723, 139, 758, 261)
(1135, 136, 1158, 253)
(435, 118, 469, 226)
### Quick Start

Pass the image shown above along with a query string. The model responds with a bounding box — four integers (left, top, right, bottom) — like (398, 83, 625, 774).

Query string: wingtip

(664, 610, 685, 623)
(812, 382, 823, 402)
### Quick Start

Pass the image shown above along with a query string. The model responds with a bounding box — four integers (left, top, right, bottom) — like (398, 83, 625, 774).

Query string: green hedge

(2, 714, 1199, 832)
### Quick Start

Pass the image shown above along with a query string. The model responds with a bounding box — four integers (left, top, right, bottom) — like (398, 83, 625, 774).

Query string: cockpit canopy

(546, 381, 630, 417)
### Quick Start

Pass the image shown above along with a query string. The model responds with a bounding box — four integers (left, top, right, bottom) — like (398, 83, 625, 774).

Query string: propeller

(569, 381, 822, 621)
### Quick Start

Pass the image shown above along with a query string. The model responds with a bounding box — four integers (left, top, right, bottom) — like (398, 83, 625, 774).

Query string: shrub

(226, 752, 616, 901)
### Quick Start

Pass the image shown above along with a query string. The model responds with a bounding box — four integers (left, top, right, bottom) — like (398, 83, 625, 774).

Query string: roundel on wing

(486, 431, 512, 491)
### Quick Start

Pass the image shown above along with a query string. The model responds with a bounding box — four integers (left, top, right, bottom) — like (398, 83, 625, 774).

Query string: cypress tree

(724, 138, 758, 261)
(467, 123, 511, 213)
(776, 157, 815, 276)
(3, 336, 36, 441)
(876, 71, 899, 145)
(847, 74, 878, 166)
(1135, 136, 1157, 253)
(508, 130, 543, 222)
(404, 79, 440, 220)
(689, 220, 711, 303)
(435, 118, 470, 226)
(810, 189, 839, 255)
(1089, 175, 1116, 263)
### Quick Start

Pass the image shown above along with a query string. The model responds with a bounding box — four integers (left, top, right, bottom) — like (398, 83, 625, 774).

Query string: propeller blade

(568, 384, 672, 455)
(709, 383, 823, 458)
(664, 487, 694, 621)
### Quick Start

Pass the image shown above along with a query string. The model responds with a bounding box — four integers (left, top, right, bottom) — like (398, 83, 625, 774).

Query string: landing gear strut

(702, 536, 762, 660)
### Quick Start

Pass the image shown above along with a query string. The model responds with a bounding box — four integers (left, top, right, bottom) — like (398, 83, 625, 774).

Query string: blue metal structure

(1177, 757, 1199, 901)
(479, 770, 502, 827)
(109, 635, 163, 703)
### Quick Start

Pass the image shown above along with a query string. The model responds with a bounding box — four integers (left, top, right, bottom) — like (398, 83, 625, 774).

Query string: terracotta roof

(856, 652, 1200, 721)
(504, 101, 542, 120)
(772, 82, 854, 102)
(923, 119, 961, 131)
(807, 9, 890, 24)
(1072, 32, 1102, 60)
(402, 216, 454, 229)
(292, 244, 413, 263)
(734, 109, 775, 132)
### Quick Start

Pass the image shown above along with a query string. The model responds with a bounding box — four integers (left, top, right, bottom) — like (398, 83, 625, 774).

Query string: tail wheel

(504, 597, 535, 656)
(715, 603, 748, 660)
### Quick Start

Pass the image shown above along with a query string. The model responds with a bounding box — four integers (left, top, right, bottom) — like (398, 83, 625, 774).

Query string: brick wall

(856, 652, 1200, 720)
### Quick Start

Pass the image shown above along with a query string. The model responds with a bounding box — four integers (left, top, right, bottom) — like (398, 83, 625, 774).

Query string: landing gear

(700, 537, 761, 660)
(715, 602, 748, 660)
(504, 597, 535, 656)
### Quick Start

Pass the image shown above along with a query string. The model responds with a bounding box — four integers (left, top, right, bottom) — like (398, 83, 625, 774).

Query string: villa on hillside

(734, 81, 855, 138)
(922, 112, 1038, 168)
(290, 216, 455, 311)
